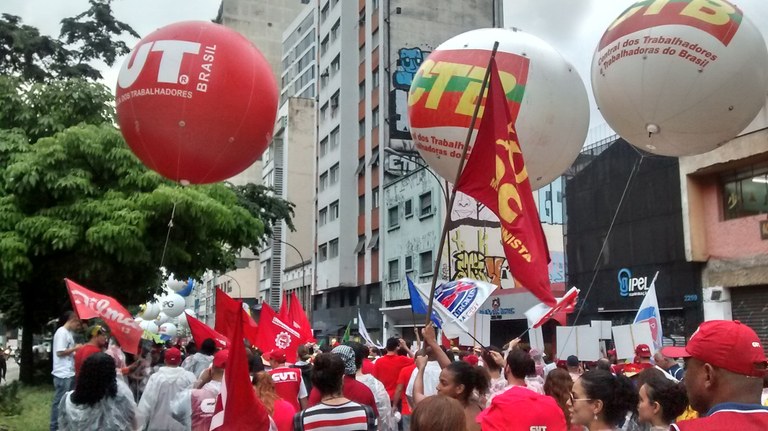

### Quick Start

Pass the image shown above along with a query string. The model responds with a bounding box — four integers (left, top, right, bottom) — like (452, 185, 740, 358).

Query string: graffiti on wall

(390, 47, 429, 152)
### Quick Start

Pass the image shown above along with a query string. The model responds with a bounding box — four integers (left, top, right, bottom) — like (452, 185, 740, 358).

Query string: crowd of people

(49, 312, 768, 430)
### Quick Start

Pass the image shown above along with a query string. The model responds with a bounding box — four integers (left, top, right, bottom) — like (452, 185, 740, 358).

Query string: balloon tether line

(159, 201, 178, 269)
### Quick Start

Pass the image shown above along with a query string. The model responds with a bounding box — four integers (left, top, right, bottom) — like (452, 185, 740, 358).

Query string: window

(404, 199, 413, 218)
(372, 67, 379, 88)
(722, 166, 768, 220)
(359, 43, 365, 63)
(372, 107, 379, 129)
(359, 81, 366, 100)
(371, 28, 379, 48)
(320, 35, 329, 56)
(372, 187, 380, 209)
(388, 259, 399, 280)
(405, 255, 413, 272)
(319, 207, 327, 225)
(331, 20, 340, 42)
(319, 137, 328, 156)
(367, 285, 379, 304)
(331, 92, 340, 116)
(359, 8, 365, 25)
(354, 234, 366, 254)
(330, 126, 340, 148)
(373, 0, 379, 10)
(369, 148, 379, 167)
(319, 172, 328, 191)
(329, 238, 339, 258)
(359, 119, 366, 138)
(339, 290, 345, 307)
(419, 192, 432, 217)
(348, 289, 359, 306)
(330, 200, 339, 221)
(358, 194, 365, 215)
(321, 2, 329, 23)
(331, 55, 340, 76)
(356, 157, 365, 176)
(420, 251, 433, 274)
(319, 243, 328, 261)
(388, 205, 399, 229)
(325, 293, 330, 309)
(368, 229, 379, 250)
(330, 163, 339, 184)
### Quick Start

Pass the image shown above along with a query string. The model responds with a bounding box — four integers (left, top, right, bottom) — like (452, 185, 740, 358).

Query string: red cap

(663, 320, 767, 378)
(165, 347, 182, 365)
(213, 349, 228, 368)
(634, 344, 651, 358)
(478, 386, 566, 431)
(463, 354, 479, 366)
(264, 348, 287, 363)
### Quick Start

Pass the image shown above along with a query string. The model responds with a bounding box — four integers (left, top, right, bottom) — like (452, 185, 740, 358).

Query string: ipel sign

(618, 268, 649, 298)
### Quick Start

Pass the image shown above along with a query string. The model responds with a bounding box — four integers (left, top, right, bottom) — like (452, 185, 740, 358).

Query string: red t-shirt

(74, 344, 102, 376)
(396, 364, 416, 415)
(272, 398, 297, 431)
(361, 359, 375, 375)
(373, 354, 414, 399)
(308, 375, 379, 417)
(672, 404, 768, 431)
(269, 367, 307, 411)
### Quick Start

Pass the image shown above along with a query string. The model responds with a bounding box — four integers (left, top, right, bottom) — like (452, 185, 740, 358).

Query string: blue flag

(406, 276, 442, 329)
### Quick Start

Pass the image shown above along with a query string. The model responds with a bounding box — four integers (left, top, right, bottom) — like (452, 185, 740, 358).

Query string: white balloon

(161, 293, 186, 318)
(592, 0, 768, 156)
(140, 320, 158, 334)
(141, 302, 160, 321)
(408, 28, 589, 190)
(166, 279, 187, 292)
(159, 323, 177, 338)
(156, 312, 170, 325)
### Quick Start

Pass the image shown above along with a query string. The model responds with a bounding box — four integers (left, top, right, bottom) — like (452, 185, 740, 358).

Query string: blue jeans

(50, 376, 74, 431)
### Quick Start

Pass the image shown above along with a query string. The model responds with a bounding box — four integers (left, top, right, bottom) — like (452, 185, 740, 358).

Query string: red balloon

(115, 21, 277, 184)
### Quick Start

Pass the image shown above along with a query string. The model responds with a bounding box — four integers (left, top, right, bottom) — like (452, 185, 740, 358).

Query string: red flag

(210, 307, 271, 430)
(277, 292, 289, 322)
(524, 287, 580, 329)
(288, 292, 315, 343)
(255, 304, 303, 363)
(185, 312, 229, 349)
(214, 288, 259, 345)
(455, 57, 556, 307)
(65, 279, 142, 355)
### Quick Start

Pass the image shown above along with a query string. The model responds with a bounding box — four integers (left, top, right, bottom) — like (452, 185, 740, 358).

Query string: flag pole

(425, 41, 500, 326)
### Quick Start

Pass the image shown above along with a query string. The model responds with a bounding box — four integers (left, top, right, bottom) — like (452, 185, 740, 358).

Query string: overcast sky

(3, 0, 768, 134)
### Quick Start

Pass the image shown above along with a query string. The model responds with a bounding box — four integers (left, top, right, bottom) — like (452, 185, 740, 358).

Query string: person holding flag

(634, 271, 663, 351)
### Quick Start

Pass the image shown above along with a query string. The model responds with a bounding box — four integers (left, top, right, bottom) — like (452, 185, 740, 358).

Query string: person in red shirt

(394, 363, 416, 426)
(266, 348, 308, 410)
(360, 345, 375, 375)
(373, 337, 413, 402)
(74, 325, 108, 377)
(307, 345, 378, 417)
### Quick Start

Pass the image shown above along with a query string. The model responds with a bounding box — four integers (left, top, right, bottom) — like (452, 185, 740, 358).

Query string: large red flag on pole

(209, 307, 271, 430)
(255, 304, 303, 363)
(185, 312, 229, 349)
(214, 288, 259, 345)
(277, 292, 289, 322)
(65, 279, 143, 355)
(287, 292, 315, 343)
(455, 58, 556, 307)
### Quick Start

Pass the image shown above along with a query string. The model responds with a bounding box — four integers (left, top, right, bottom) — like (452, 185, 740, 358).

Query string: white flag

(357, 309, 383, 348)
(414, 278, 498, 339)
(633, 271, 663, 350)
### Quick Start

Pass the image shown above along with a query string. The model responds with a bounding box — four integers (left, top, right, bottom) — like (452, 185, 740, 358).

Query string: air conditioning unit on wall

(703, 286, 731, 302)
(702, 286, 732, 321)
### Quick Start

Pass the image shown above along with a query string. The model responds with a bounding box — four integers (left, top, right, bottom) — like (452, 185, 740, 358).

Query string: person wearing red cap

(171, 349, 228, 431)
(137, 347, 197, 430)
(266, 348, 308, 411)
(633, 344, 654, 370)
(665, 320, 768, 431)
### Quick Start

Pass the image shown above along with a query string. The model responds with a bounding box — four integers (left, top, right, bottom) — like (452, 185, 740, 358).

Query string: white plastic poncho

(58, 378, 137, 431)
(357, 373, 396, 431)
(137, 366, 197, 431)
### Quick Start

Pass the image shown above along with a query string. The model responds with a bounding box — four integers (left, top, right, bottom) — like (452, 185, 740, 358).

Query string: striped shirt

(293, 401, 375, 431)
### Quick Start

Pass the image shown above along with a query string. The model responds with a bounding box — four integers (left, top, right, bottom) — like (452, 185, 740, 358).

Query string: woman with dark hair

(637, 371, 688, 430)
(570, 369, 638, 431)
(293, 353, 375, 431)
(58, 352, 137, 430)
(410, 395, 467, 431)
(544, 368, 578, 430)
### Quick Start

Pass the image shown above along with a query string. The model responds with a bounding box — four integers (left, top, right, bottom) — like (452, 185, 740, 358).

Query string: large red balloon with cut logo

(115, 21, 277, 184)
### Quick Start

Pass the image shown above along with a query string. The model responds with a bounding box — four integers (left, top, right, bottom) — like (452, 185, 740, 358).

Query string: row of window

(318, 238, 339, 261)
(318, 163, 339, 192)
(318, 127, 340, 157)
(354, 230, 379, 254)
(387, 192, 433, 229)
(312, 285, 379, 311)
(318, 200, 339, 226)
(388, 250, 434, 281)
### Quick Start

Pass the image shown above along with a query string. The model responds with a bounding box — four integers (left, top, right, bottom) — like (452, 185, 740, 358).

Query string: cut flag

(185, 312, 229, 349)
(287, 292, 315, 343)
(414, 278, 498, 339)
(210, 306, 271, 430)
(341, 320, 352, 344)
(254, 304, 303, 363)
(406, 276, 442, 329)
(455, 57, 555, 307)
(214, 288, 259, 346)
(634, 271, 663, 351)
(524, 286, 580, 329)
(65, 278, 142, 355)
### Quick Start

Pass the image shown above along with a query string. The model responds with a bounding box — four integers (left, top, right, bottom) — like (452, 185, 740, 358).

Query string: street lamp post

(272, 237, 310, 317)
